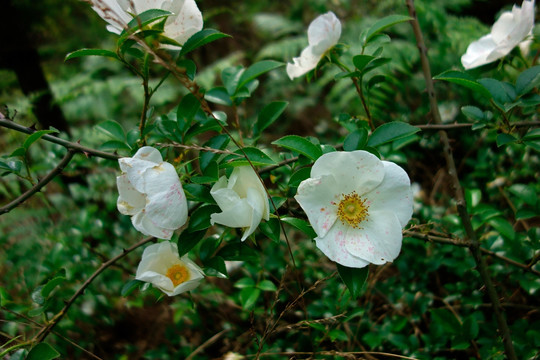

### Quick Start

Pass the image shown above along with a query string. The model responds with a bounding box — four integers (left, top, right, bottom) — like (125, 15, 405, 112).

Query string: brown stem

(405, 1, 517, 358)
(0, 149, 76, 215)
(351, 77, 375, 131)
(33, 236, 155, 343)
(0, 118, 119, 160)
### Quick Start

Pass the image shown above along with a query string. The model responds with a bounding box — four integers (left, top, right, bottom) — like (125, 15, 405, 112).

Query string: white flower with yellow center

(286, 11, 342, 80)
(295, 151, 413, 268)
(210, 166, 270, 241)
(461, 0, 535, 69)
(117, 146, 188, 239)
(91, 0, 203, 47)
(136, 241, 204, 296)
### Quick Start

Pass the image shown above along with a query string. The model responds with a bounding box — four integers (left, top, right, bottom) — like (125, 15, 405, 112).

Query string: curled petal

(461, 34, 496, 69)
(308, 11, 341, 54)
(116, 174, 146, 216)
(131, 211, 174, 239)
(315, 223, 370, 268)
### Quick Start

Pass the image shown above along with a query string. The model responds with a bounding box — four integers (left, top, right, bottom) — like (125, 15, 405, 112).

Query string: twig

(185, 329, 230, 360)
(405, 1, 517, 359)
(33, 236, 155, 343)
(0, 118, 119, 160)
(157, 142, 239, 156)
(416, 121, 540, 130)
(0, 149, 76, 215)
(249, 351, 418, 359)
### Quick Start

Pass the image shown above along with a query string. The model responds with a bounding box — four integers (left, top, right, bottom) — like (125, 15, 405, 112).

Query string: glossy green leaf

(461, 106, 485, 122)
(367, 121, 420, 147)
(434, 70, 491, 98)
(177, 229, 207, 257)
(237, 60, 284, 91)
(177, 93, 201, 128)
(0, 159, 22, 174)
(257, 279, 277, 292)
(99, 140, 131, 152)
(218, 242, 259, 261)
(515, 65, 540, 96)
(478, 78, 516, 105)
(352, 55, 375, 72)
(40, 276, 65, 299)
(123, 9, 171, 34)
(280, 216, 317, 239)
(205, 87, 233, 106)
(65, 48, 119, 61)
(222, 66, 245, 95)
(222, 147, 276, 167)
(199, 236, 222, 261)
(200, 134, 230, 172)
(177, 59, 197, 80)
(235, 277, 255, 288)
(22, 130, 56, 150)
(179, 28, 230, 56)
(363, 14, 413, 44)
(259, 218, 280, 242)
(337, 264, 369, 299)
(184, 183, 214, 203)
(288, 167, 311, 188)
(239, 287, 261, 309)
(272, 135, 322, 161)
(96, 120, 126, 141)
(496, 133, 516, 147)
(26, 343, 60, 360)
(363, 57, 391, 74)
(343, 129, 368, 151)
(489, 217, 516, 241)
(188, 205, 220, 232)
(121, 279, 143, 297)
(204, 256, 228, 278)
(254, 101, 288, 135)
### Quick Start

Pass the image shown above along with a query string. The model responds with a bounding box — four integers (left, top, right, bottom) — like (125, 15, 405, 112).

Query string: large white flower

(295, 151, 413, 268)
(91, 0, 203, 47)
(136, 241, 204, 296)
(117, 146, 188, 239)
(461, 0, 535, 69)
(210, 166, 270, 241)
(286, 11, 342, 80)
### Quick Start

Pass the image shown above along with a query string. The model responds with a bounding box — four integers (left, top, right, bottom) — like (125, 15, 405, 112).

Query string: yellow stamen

(166, 264, 190, 287)
(337, 191, 369, 228)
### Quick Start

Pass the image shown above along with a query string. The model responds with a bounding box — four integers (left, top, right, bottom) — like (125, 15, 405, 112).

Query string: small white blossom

(91, 0, 203, 47)
(461, 0, 535, 69)
(136, 241, 204, 296)
(117, 146, 188, 239)
(286, 11, 342, 80)
(295, 151, 413, 268)
(210, 166, 269, 241)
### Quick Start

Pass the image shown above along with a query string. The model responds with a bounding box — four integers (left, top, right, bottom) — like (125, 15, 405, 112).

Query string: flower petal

(133, 146, 163, 163)
(307, 12, 341, 54)
(365, 161, 413, 228)
(310, 151, 385, 195)
(461, 34, 496, 69)
(286, 46, 322, 80)
(344, 210, 403, 264)
(164, 0, 204, 45)
(229, 166, 269, 220)
(315, 222, 370, 268)
(116, 174, 146, 215)
(131, 211, 174, 239)
(295, 175, 339, 238)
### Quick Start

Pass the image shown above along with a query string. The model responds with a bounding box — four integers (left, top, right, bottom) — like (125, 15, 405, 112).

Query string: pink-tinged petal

(119, 157, 159, 193)
(344, 210, 403, 265)
(117, 174, 146, 215)
(295, 175, 340, 238)
(461, 34, 496, 69)
(315, 223, 370, 268)
(308, 12, 341, 54)
(131, 211, 174, 239)
(164, 0, 203, 45)
(365, 161, 413, 228)
(311, 151, 384, 195)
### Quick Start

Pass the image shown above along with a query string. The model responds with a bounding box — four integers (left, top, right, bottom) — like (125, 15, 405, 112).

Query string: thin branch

(0, 149, 76, 215)
(249, 351, 418, 359)
(185, 329, 230, 360)
(33, 236, 155, 344)
(157, 142, 239, 156)
(0, 118, 119, 160)
(405, 1, 517, 358)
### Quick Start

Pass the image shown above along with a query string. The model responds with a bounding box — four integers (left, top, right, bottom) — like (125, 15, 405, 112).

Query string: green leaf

(200, 134, 230, 172)
(204, 256, 228, 278)
(280, 216, 317, 239)
(237, 60, 284, 91)
(177, 59, 197, 80)
(239, 287, 261, 309)
(478, 78, 516, 106)
(515, 65, 540, 96)
(65, 48, 119, 61)
(367, 121, 420, 147)
(488, 217, 516, 241)
(509, 184, 537, 206)
(10, 147, 26, 157)
(363, 57, 391, 74)
(22, 130, 56, 151)
(123, 9, 171, 34)
(96, 120, 126, 141)
(99, 140, 131, 152)
(178, 229, 207, 257)
(180, 29, 230, 56)
(343, 129, 368, 151)
(434, 70, 491, 98)
(41, 276, 65, 299)
(259, 218, 280, 242)
(522, 127, 540, 141)
(184, 183, 214, 203)
(337, 264, 369, 299)
(0, 159, 22, 174)
(222, 66, 245, 95)
(188, 205, 220, 232)
(26, 343, 60, 360)
(461, 106, 486, 122)
(288, 167, 311, 188)
(31, 285, 45, 305)
(272, 135, 322, 161)
(353, 55, 375, 72)
(218, 242, 259, 261)
(496, 133, 517, 147)
(257, 280, 277, 292)
(205, 87, 233, 106)
(363, 15, 413, 44)
(235, 277, 256, 288)
(254, 101, 288, 136)
(121, 279, 143, 297)
(177, 93, 201, 132)
(222, 147, 276, 167)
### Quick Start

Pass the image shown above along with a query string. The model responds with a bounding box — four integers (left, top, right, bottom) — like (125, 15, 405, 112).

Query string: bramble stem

(405, 1, 517, 358)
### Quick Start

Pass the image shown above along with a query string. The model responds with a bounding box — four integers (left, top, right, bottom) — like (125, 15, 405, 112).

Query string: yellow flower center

(166, 264, 190, 287)
(337, 191, 369, 228)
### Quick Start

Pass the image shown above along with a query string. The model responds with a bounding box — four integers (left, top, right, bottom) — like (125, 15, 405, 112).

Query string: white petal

(461, 34, 496, 69)
(131, 0, 169, 13)
(163, 0, 204, 45)
(133, 146, 163, 164)
(241, 187, 266, 241)
(344, 210, 404, 264)
(307, 12, 341, 54)
(131, 211, 174, 239)
(119, 158, 158, 193)
(364, 161, 413, 228)
(295, 175, 339, 238)
(311, 150, 385, 195)
(286, 46, 322, 80)
(136, 270, 175, 294)
(229, 167, 269, 220)
(315, 223, 370, 268)
(117, 174, 146, 215)
(170, 278, 203, 296)
(91, 0, 131, 32)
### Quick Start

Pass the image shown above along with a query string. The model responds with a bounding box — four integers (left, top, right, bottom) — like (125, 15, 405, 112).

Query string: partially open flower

(461, 0, 535, 69)
(295, 151, 413, 268)
(210, 166, 269, 241)
(117, 146, 188, 239)
(286, 11, 342, 80)
(136, 241, 204, 296)
(91, 0, 203, 47)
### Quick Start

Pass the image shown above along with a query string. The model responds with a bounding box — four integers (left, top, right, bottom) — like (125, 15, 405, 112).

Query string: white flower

(91, 0, 203, 47)
(461, 0, 535, 69)
(295, 151, 413, 268)
(117, 146, 188, 239)
(210, 166, 270, 241)
(136, 241, 204, 296)
(286, 11, 342, 80)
